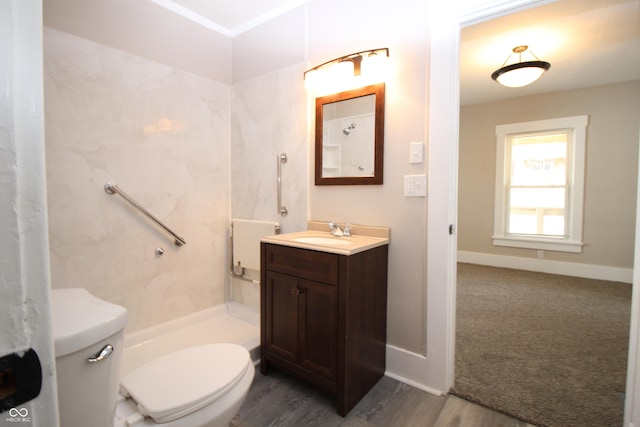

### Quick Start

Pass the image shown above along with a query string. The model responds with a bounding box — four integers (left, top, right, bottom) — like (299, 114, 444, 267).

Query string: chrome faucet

(329, 221, 352, 237)
(329, 221, 343, 236)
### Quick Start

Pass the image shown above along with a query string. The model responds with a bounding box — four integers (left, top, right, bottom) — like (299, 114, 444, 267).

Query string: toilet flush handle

(87, 344, 114, 363)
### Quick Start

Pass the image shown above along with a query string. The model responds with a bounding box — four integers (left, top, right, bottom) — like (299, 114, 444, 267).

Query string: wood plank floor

(231, 367, 537, 427)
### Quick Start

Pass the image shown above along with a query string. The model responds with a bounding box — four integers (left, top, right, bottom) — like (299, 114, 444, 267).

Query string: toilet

(52, 288, 254, 427)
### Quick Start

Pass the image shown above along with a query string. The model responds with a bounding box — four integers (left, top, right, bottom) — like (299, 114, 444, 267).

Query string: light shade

(303, 48, 389, 92)
(360, 51, 389, 84)
(491, 46, 550, 88)
(330, 60, 355, 83)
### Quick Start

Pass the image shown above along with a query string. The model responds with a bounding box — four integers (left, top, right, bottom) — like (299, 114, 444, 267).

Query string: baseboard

(458, 251, 633, 283)
(385, 344, 446, 396)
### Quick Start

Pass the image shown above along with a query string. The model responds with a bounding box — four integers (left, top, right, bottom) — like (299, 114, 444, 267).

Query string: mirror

(315, 83, 385, 185)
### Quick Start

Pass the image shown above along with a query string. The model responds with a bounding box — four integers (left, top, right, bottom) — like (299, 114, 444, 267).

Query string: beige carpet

(452, 263, 632, 427)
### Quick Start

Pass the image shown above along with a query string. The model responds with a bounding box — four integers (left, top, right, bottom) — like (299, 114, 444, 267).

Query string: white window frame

(493, 115, 588, 253)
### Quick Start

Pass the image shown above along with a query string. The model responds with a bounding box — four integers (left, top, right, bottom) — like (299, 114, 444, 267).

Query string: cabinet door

(298, 279, 338, 381)
(265, 271, 299, 363)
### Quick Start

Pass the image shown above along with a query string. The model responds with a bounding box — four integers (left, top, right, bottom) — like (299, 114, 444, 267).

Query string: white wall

(305, 0, 429, 354)
(0, 0, 58, 424)
(232, 7, 306, 84)
(44, 0, 232, 83)
(44, 28, 232, 332)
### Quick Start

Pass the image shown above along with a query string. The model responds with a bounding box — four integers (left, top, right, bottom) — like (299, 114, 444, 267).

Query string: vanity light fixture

(304, 48, 389, 91)
(491, 45, 550, 88)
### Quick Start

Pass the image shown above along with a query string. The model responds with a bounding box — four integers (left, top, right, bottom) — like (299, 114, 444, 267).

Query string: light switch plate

(409, 142, 424, 164)
(404, 174, 427, 197)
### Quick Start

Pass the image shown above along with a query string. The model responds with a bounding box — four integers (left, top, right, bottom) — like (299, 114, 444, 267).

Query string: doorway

(425, 0, 640, 425)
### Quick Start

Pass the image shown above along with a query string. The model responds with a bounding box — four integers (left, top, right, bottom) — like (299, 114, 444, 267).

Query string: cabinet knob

(290, 287, 303, 296)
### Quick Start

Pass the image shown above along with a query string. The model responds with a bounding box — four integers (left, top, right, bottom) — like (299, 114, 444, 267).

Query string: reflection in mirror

(323, 96, 375, 177)
(315, 84, 385, 185)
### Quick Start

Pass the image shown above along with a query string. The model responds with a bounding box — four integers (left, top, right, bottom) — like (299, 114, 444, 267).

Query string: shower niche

(321, 143, 341, 176)
(315, 83, 385, 185)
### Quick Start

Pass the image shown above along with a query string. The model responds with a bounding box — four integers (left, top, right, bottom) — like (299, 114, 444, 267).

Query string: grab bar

(104, 182, 186, 246)
(277, 153, 288, 216)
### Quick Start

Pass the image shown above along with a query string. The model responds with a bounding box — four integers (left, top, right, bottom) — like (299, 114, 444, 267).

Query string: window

(493, 116, 588, 253)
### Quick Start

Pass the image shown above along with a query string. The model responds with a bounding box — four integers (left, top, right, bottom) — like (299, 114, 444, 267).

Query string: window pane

(508, 187, 565, 236)
(493, 115, 587, 251)
(511, 134, 567, 186)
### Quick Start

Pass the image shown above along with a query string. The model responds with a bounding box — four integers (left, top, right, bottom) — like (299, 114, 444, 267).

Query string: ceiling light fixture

(491, 45, 550, 88)
(304, 48, 389, 92)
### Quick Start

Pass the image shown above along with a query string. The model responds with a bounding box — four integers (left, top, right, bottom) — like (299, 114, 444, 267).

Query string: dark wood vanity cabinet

(260, 242, 388, 416)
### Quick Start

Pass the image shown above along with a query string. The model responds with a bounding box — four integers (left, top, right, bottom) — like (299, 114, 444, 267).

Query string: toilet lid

(120, 343, 250, 423)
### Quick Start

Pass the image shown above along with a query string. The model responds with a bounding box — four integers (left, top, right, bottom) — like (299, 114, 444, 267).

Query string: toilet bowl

(52, 288, 254, 427)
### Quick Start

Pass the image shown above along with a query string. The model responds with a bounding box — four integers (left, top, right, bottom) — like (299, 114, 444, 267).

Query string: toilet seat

(120, 343, 250, 424)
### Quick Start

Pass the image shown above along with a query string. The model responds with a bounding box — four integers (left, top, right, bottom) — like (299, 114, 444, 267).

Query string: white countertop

(261, 224, 390, 256)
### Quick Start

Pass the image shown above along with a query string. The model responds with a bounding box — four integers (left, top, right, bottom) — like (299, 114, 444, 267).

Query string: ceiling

(460, 0, 640, 105)
(66, 0, 638, 104)
(157, 0, 639, 105)
(152, 0, 309, 35)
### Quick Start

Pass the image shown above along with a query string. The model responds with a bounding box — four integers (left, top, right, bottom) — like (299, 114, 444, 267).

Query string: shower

(343, 123, 356, 135)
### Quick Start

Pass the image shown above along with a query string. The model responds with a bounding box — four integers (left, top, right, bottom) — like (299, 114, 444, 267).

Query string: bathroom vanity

(260, 222, 389, 416)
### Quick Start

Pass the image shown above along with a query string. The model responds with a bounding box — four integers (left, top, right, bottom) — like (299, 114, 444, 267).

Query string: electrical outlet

(537, 250, 544, 259)
(404, 174, 427, 197)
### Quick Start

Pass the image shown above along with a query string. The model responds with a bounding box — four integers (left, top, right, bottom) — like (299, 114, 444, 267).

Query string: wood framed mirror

(314, 83, 385, 185)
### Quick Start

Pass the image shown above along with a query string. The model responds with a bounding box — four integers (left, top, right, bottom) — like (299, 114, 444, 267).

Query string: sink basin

(293, 236, 352, 247)
(261, 224, 390, 255)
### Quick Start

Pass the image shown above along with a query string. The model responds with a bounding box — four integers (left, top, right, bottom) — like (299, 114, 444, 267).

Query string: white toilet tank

(52, 288, 128, 427)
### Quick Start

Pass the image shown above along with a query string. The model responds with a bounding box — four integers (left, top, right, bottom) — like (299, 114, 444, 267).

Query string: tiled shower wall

(44, 27, 231, 332)
(229, 64, 309, 308)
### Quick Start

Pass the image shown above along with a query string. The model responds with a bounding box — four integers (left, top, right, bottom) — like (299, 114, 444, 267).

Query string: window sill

(492, 236, 583, 253)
